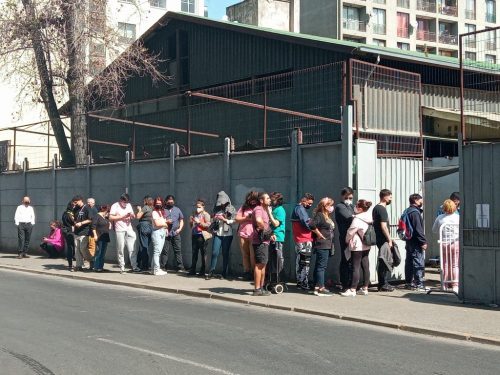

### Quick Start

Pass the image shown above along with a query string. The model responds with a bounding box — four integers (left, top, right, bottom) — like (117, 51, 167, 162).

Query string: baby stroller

(265, 242, 287, 294)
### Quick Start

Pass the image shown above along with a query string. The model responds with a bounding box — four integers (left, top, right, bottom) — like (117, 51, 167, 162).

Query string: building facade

(227, 0, 300, 31)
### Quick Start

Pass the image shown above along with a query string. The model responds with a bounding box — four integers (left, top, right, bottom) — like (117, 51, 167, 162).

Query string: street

(0, 269, 498, 375)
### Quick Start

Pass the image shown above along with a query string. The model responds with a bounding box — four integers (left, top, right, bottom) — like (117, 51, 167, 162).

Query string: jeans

(161, 234, 184, 270)
(377, 259, 389, 287)
(116, 228, 138, 270)
(210, 235, 233, 276)
(17, 223, 33, 254)
(94, 240, 109, 270)
(137, 222, 152, 270)
(405, 243, 426, 287)
(313, 249, 330, 288)
(351, 250, 370, 289)
(63, 231, 75, 268)
(151, 229, 166, 272)
(191, 235, 208, 274)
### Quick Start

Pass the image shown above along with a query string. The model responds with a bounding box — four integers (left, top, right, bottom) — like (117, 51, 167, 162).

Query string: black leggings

(350, 250, 370, 289)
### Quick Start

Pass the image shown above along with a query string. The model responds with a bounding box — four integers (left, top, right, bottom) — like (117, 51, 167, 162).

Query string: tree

(0, 0, 167, 166)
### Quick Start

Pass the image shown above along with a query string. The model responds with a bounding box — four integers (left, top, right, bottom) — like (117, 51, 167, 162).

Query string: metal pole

(223, 137, 231, 194)
(187, 94, 192, 155)
(263, 81, 268, 148)
(86, 155, 91, 197)
(125, 151, 130, 195)
(169, 143, 177, 197)
(12, 128, 16, 170)
(459, 34, 465, 144)
(23, 157, 28, 196)
(52, 155, 57, 220)
(47, 123, 50, 168)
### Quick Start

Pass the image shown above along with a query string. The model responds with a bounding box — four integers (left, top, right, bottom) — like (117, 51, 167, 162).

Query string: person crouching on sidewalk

(40, 221, 64, 258)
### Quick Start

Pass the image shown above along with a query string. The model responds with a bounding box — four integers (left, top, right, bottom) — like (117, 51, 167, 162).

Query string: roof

(423, 106, 500, 128)
(142, 11, 463, 69)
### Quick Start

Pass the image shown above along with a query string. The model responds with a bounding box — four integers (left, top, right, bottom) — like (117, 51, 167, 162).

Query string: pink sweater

(45, 228, 64, 252)
(346, 211, 373, 252)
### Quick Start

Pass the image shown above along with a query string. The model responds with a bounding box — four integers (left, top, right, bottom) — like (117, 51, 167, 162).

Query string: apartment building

(226, 0, 300, 31)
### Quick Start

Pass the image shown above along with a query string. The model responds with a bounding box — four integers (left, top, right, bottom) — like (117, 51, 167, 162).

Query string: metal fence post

(125, 151, 130, 195)
(290, 129, 299, 205)
(86, 155, 91, 197)
(223, 137, 231, 194)
(341, 105, 354, 189)
(52, 154, 57, 220)
(23, 157, 28, 196)
(169, 143, 178, 197)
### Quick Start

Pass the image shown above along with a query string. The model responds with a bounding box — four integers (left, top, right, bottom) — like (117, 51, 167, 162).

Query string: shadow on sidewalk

(199, 287, 251, 296)
(42, 263, 69, 271)
(386, 291, 499, 311)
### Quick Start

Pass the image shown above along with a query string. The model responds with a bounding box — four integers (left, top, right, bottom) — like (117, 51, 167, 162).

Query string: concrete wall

(227, 0, 291, 31)
(300, 0, 338, 39)
(0, 140, 345, 281)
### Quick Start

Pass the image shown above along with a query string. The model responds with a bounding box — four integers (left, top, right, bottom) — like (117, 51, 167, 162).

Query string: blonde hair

(442, 199, 457, 215)
(314, 197, 334, 221)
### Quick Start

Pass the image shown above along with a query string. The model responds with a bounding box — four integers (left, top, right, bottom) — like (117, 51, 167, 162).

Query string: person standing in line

(310, 197, 336, 297)
(252, 192, 275, 296)
(40, 221, 64, 258)
(61, 196, 81, 271)
(335, 187, 355, 291)
(291, 193, 315, 291)
(14, 196, 35, 259)
(372, 189, 395, 292)
(109, 193, 139, 274)
(91, 205, 111, 272)
(161, 195, 186, 272)
(341, 199, 373, 297)
(151, 197, 169, 276)
(188, 199, 211, 276)
(235, 191, 259, 281)
(74, 197, 94, 271)
(269, 192, 286, 283)
(87, 198, 98, 218)
(437, 192, 460, 217)
(207, 191, 236, 280)
(405, 193, 428, 292)
(432, 199, 460, 293)
(136, 196, 154, 271)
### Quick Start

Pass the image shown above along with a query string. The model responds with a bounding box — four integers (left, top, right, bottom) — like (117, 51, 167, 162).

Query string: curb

(1, 264, 499, 347)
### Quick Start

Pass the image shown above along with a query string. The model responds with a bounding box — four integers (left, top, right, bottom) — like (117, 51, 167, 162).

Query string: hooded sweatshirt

(213, 191, 236, 237)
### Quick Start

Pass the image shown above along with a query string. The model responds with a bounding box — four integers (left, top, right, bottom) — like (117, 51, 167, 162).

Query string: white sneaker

(357, 288, 369, 296)
(340, 289, 356, 297)
(452, 286, 459, 294)
(154, 269, 167, 276)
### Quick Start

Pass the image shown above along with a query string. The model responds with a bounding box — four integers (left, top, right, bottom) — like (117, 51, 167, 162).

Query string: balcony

(465, 9, 476, 20)
(397, 0, 410, 7)
(417, 30, 437, 42)
(343, 19, 367, 32)
(397, 27, 409, 38)
(486, 13, 496, 23)
(417, 0, 436, 12)
(372, 23, 387, 35)
(439, 5, 458, 17)
(439, 33, 458, 45)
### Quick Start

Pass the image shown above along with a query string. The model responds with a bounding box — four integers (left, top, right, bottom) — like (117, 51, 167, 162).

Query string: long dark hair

(242, 191, 259, 211)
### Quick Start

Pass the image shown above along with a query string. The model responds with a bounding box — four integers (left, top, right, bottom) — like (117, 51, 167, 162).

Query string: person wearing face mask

(404, 194, 428, 292)
(151, 197, 169, 276)
(188, 199, 212, 276)
(310, 197, 336, 296)
(161, 195, 186, 272)
(14, 196, 36, 259)
(291, 193, 315, 291)
(109, 193, 138, 274)
(373, 189, 395, 292)
(335, 187, 355, 291)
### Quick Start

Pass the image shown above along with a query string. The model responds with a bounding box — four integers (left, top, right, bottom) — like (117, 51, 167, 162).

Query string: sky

(206, 0, 239, 20)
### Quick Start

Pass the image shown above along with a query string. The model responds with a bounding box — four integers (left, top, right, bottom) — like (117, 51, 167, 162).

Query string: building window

(397, 42, 410, 50)
(118, 22, 136, 41)
(465, 51, 476, 60)
(465, 24, 476, 48)
(372, 39, 386, 47)
(485, 54, 496, 63)
(397, 12, 409, 38)
(181, 0, 195, 13)
(486, 0, 496, 22)
(465, 0, 476, 19)
(397, 0, 410, 8)
(343, 6, 366, 32)
(372, 9, 386, 35)
(149, 0, 166, 8)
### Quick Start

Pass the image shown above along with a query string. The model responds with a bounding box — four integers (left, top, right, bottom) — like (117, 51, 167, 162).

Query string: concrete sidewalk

(1, 254, 499, 346)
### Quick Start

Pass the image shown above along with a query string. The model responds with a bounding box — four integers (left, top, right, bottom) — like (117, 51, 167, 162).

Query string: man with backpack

(401, 194, 428, 292)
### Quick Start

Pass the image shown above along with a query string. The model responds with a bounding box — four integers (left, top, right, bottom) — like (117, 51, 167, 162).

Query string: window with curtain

(343, 6, 360, 20)
(181, 0, 195, 13)
(372, 8, 386, 34)
(397, 12, 409, 37)
(486, 0, 496, 22)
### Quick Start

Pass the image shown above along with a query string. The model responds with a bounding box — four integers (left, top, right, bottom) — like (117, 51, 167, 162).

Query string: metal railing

(397, 0, 410, 8)
(439, 5, 458, 17)
(372, 23, 386, 35)
(417, 0, 436, 12)
(343, 19, 367, 32)
(439, 33, 458, 45)
(397, 27, 409, 38)
(417, 30, 437, 42)
(465, 9, 476, 20)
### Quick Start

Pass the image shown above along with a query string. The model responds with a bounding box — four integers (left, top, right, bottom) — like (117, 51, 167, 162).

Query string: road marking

(96, 338, 240, 375)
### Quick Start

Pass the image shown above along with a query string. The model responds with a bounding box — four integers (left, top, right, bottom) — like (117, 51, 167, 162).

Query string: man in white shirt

(14, 196, 35, 258)
(109, 193, 138, 273)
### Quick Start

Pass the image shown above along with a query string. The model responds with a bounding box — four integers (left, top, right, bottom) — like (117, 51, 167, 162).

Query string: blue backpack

(397, 208, 418, 241)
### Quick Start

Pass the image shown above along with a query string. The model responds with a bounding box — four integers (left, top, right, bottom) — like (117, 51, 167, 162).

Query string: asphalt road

(0, 270, 499, 375)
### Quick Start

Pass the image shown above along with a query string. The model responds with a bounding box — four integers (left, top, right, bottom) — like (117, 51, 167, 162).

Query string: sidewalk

(1, 253, 499, 346)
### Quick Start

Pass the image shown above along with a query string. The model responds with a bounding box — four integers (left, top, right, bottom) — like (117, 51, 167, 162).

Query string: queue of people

(14, 188, 460, 297)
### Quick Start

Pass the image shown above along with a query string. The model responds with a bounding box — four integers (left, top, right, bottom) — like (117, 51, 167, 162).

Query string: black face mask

(166, 203, 174, 209)
(154, 204, 162, 209)
(386, 200, 392, 206)
(304, 204, 312, 210)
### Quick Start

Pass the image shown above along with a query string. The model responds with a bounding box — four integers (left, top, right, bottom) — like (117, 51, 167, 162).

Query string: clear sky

(206, 0, 240, 20)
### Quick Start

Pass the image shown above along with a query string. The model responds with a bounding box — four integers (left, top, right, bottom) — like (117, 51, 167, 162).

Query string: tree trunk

(21, 0, 75, 167)
(63, 0, 88, 166)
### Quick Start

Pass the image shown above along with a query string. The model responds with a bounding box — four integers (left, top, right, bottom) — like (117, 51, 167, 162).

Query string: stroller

(264, 242, 287, 294)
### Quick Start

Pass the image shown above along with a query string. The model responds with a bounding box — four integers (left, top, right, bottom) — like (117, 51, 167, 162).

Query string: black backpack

(362, 224, 377, 246)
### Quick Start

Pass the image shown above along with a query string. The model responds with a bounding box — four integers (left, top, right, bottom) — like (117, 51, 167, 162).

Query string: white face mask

(344, 199, 353, 206)
(327, 206, 334, 213)
(196, 207, 203, 213)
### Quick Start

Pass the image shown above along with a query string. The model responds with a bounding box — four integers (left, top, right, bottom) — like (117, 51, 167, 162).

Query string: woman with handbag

(188, 199, 212, 277)
(151, 197, 169, 276)
(341, 199, 373, 297)
(310, 197, 336, 297)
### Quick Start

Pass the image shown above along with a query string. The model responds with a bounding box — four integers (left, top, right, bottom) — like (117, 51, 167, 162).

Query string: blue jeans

(313, 249, 330, 288)
(210, 235, 233, 276)
(137, 221, 152, 270)
(405, 243, 425, 287)
(151, 229, 166, 272)
(94, 240, 108, 270)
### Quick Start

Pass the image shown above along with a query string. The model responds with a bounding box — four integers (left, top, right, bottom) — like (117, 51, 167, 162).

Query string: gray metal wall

(460, 142, 500, 305)
(423, 85, 500, 113)
(0, 141, 344, 280)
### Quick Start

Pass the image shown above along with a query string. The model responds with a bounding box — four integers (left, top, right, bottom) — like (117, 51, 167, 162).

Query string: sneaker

(415, 285, 430, 293)
(452, 286, 459, 294)
(16, 254, 23, 259)
(132, 268, 142, 273)
(378, 284, 395, 292)
(340, 289, 356, 297)
(154, 269, 168, 276)
(357, 288, 369, 296)
(253, 289, 270, 296)
(314, 288, 333, 297)
(73, 267, 83, 272)
(120, 268, 125, 274)
(22, 254, 30, 258)
(403, 283, 415, 290)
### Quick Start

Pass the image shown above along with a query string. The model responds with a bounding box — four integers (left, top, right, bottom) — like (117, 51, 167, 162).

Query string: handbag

(88, 236, 96, 257)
